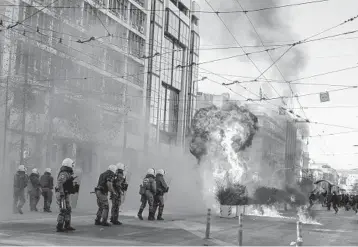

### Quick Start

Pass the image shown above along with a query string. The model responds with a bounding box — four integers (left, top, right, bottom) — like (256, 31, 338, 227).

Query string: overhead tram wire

(0, 0, 330, 13)
(6, 0, 60, 30)
(203, 0, 284, 101)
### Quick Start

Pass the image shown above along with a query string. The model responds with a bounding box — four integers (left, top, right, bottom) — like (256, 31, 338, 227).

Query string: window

(152, 24, 162, 73)
(172, 43, 184, 90)
(160, 83, 179, 133)
(162, 38, 173, 85)
(150, 75, 160, 124)
(130, 5, 146, 34)
(179, 21, 189, 47)
(108, 0, 129, 20)
(191, 31, 200, 55)
(165, 9, 179, 40)
(128, 31, 145, 58)
(178, 1, 188, 16)
(155, 0, 163, 25)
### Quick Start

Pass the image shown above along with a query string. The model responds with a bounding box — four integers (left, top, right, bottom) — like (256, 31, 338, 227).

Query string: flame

(245, 205, 289, 219)
(296, 206, 322, 225)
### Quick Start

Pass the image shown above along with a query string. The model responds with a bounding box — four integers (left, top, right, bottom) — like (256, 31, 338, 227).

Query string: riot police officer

(137, 168, 156, 221)
(55, 158, 79, 232)
(110, 162, 128, 225)
(95, 165, 118, 226)
(153, 169, 169, 220)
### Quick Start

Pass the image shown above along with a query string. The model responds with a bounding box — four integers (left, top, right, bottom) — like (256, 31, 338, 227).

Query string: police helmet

(147, 168, 155, 176)
(116, 162, 125, 171)
(17, 165, 26, 172)
(44, 168, 52, 173)
(157, 169, 165, 175)
(31, 168, 39, 174)
(62, 158, 75, 168)
(108, 164, 117, 173)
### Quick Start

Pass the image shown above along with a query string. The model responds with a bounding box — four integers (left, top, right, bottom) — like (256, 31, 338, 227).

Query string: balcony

(93, 0, 105, 6)
(191, 1, 200, 19)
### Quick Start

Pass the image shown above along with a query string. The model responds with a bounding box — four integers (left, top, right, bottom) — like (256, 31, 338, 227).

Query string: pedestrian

(110, 162, 128, 225)
(331, 191, 339, 214)
(55, 158, 78, 232)
(13, 165, 28, 214)
(137, 168, 156, 221)
(153, 169, 169, 220)
(40, 168, 54, 213)
(94, 164, 118, 227)
(28, 168, 41, 212)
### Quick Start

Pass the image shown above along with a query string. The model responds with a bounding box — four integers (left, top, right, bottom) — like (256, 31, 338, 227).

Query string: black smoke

(190, 102, 259, 163)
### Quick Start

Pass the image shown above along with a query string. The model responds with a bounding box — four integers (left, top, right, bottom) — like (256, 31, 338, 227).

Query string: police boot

(157, 214, 164, 221)
(137, 209, 144, 220)
(148, 212, 155, 221)
(56, 223, 65, 232)
(17, 206, 23, 215)
(64, 222, 76, 231)
(110, 217, 122, 225)
(101, 221, 111, 227)
(95, 217, 101, 225)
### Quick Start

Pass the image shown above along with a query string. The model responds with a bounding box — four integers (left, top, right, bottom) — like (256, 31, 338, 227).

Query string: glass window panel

(155, 0, 163, 25)
(159, 84, 166, 130)
(166, 9, 179, 39)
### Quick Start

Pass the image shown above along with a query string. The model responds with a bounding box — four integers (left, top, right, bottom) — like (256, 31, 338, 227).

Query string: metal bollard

(238, 213, 243, 246)
(296, 221, 303, 246)
(205, 208, 211, 239)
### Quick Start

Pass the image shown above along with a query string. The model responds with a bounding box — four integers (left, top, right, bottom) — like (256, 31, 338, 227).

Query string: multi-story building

(337, 169, 358, 193)
(309, 163, 339, 184)
(0, 0, 148, 177)
(195, 92, 230, 110)
(242, 103, 287, 186)
(145, 0, 200, 149)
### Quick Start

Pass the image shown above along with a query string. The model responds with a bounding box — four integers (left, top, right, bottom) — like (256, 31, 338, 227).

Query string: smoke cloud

(201, 0, 307, 97)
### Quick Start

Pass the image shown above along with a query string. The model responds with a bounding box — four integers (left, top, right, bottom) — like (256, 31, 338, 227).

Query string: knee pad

(66, 206, 72, 214)
(103, 204, 109, 210)
(60, 208, 67, 214)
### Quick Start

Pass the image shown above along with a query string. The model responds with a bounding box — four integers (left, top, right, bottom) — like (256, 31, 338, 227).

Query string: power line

(203, 0, 282, 101)
(0, 0, 330, 13)
(236, 0, 286, 101)
(6, 0, 60, 30)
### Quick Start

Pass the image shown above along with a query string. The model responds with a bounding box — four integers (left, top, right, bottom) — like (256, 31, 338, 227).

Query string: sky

(195, 0, 358, 170)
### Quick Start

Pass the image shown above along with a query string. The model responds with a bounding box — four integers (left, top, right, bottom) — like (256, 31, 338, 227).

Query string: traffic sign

(320, 92, 330, 102)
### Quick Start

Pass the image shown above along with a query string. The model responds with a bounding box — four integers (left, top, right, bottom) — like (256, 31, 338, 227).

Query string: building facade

(243, 103, 287, 186)
(309, 163, 339, 184)
(0, 0, 149, 177)
(195, 92, 230, 110)
(145, 0, 200, 149)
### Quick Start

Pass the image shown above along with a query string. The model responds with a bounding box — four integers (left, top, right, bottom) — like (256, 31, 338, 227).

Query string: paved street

(0, 206, 357, 246)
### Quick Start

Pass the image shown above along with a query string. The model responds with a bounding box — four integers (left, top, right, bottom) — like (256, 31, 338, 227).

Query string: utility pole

(2, 50, 12, 170)
(19, 51, 29, 166)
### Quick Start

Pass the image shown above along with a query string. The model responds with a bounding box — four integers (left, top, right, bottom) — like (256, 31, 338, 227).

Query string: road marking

(312, 229, 352, 233)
